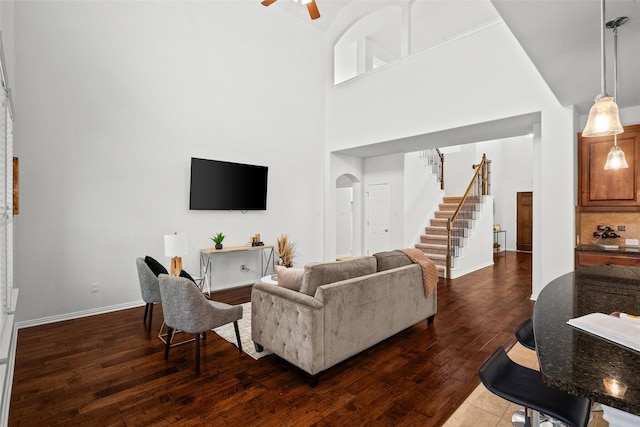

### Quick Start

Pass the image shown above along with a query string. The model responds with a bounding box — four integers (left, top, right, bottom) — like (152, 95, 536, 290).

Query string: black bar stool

(478, 346, 591, 427)
(515, 317, 536, 351)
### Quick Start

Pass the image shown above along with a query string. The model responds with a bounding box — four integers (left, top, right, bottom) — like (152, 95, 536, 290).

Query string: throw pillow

(144, 256, 168, 277)
(299, 256, 377, 296)
(275, 265, 304, 291)
(179, 269, 196, 284)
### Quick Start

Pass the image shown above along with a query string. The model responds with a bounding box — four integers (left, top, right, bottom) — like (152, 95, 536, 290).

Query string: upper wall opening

(332, 0, 499, 85)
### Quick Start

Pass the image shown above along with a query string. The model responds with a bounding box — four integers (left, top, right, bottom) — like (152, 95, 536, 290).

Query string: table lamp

(164, 232, 188, 276)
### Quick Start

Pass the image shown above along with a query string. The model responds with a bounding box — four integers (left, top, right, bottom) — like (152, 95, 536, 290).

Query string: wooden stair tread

(416, 194, 482, 277)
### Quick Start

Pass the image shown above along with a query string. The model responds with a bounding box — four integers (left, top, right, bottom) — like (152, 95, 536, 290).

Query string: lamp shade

(164, 233, 188, 257)
(582, 97, 624, 137)
(604, 144, 629, 170)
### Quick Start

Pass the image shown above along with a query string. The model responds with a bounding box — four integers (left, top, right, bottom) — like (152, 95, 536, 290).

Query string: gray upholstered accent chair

(158, 274, 243, 375)
(136, 257, 162, 334)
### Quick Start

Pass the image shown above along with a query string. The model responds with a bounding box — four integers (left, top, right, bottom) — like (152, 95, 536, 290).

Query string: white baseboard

(16, 300, 145, 329)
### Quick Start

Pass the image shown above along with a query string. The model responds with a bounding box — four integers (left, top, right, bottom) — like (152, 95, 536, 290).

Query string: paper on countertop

(567, 312, 640, 353)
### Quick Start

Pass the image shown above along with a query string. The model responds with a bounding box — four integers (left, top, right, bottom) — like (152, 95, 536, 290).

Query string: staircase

(416, 195, 479, 277)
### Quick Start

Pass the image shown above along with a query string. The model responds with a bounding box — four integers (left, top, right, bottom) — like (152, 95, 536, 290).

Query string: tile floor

(442, 343, 608, 427)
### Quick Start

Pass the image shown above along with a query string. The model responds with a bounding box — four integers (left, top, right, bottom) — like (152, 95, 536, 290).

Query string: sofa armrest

(251, 282, 325, 375)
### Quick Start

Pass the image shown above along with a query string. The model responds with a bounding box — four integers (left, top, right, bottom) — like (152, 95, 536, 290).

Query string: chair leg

(147, 303, 154, 334)
(307, 373, 319, 387)
(143, 303, 149, 322)
(233, 321, 242, 353)
(195, 333, 201, 376)
(524, 407, 532, 427)
(164, 327, 173, 360)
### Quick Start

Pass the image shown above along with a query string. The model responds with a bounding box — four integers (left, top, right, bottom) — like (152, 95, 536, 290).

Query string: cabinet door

(578, 124, 640, 211)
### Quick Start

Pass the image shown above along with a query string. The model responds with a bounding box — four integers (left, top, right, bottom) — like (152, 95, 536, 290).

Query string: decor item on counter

(603, 16, 629, 170)
(582, 0, 624, 138)
(276, 233, 296, 267)
(164, 232, 188, 276)
(250, 233, 264, 247)
(211, 232, 225, 250)
(593, 225, 620, 249)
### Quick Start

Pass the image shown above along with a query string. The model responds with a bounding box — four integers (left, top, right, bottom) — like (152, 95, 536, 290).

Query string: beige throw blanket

(400, 248, 439, 297)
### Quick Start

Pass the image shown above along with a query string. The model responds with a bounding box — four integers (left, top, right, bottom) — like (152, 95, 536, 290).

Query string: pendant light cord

(600, 0, 607, 96)
(613, 22, 617, 147)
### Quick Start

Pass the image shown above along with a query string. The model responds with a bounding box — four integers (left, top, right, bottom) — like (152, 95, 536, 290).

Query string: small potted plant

(212, 232, 225, 250)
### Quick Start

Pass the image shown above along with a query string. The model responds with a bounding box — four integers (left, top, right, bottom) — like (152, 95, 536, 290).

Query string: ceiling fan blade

(307, 0, 320, 20)
(261, 0, 278, 6)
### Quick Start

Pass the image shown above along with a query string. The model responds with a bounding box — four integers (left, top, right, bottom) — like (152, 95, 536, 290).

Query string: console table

(199, 245, 275, 294)
(493, 229, 506, 255)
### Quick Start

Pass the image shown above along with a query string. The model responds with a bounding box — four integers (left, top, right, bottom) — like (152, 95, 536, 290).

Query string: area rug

(212, 302, 273, 360)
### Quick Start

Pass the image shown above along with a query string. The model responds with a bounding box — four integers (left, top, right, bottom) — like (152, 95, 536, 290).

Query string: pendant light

(603, 16, 629, 170)
(582, 0, 624, 137)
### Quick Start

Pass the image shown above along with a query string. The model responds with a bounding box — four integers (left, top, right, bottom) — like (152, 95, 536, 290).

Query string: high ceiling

(274, 0, 640, 113)
(492, 0, 640, 113)
(266, 0, 640, 157)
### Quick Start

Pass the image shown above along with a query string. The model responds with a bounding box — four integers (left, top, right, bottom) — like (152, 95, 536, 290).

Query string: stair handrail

(445, 154, 491, 278)
(420, 149, 445, 189)
(436, 148, 444, 190)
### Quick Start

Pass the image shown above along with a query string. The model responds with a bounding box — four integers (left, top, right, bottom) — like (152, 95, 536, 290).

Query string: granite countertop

(534, 264, 640, 416)
(576, 244, 640, 255)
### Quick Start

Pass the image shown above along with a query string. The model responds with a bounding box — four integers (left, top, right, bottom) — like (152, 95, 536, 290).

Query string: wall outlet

(91, 282, 99, 293)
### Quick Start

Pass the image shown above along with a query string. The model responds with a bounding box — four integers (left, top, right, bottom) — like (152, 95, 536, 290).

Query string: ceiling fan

(261, 0, 321, 20)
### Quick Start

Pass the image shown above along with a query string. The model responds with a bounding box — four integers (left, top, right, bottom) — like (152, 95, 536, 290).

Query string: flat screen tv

(189, 158, 268, 210)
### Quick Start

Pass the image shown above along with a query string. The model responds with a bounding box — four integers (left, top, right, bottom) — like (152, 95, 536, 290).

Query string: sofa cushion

(374, 250, 413, 272)
(144, 256, 168, 277)
(275, 265, 304, 291)
(299, 256, 377, 296)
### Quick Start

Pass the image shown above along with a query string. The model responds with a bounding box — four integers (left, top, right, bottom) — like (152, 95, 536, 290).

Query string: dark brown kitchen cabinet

(578, 123, 640, 211)
(575, 250, 640, 267)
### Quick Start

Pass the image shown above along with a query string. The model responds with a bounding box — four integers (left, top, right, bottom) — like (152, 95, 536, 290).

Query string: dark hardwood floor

(9, 251, 533, 426)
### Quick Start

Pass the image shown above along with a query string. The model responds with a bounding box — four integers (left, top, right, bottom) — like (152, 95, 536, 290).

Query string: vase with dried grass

(276, 233, 296, 268)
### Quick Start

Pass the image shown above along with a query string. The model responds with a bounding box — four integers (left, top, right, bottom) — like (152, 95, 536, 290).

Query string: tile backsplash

(577, 212, 640, 246)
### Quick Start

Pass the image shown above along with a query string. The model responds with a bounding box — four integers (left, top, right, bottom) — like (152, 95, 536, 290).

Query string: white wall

(325, 16, 575, 299)
(335, 187, 352, 258)
(363, 153, 404, 253)
(403, 151, 444, 246)
(485, 136, 534, 251)
(441, 144, 479, 196)
(444, 136, 534, 251)
(326, 153, 364, 262)
(13, 1, 325, 322)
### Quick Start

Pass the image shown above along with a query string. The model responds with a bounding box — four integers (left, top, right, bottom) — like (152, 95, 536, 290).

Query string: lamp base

(170, 256, 183, 276)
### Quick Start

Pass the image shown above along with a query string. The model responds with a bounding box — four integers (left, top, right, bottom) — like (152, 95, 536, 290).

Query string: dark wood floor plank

(9, 251, 533, 426)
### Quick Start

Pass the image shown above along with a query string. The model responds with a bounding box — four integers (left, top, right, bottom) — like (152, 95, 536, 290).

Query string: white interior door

(367, 183, 391, 255)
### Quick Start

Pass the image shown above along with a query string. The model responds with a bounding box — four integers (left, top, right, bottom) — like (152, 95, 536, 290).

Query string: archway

(336, 173, 359, 259)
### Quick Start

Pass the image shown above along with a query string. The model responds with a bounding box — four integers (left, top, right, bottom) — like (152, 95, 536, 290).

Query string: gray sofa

(251, 251, 438, 385)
